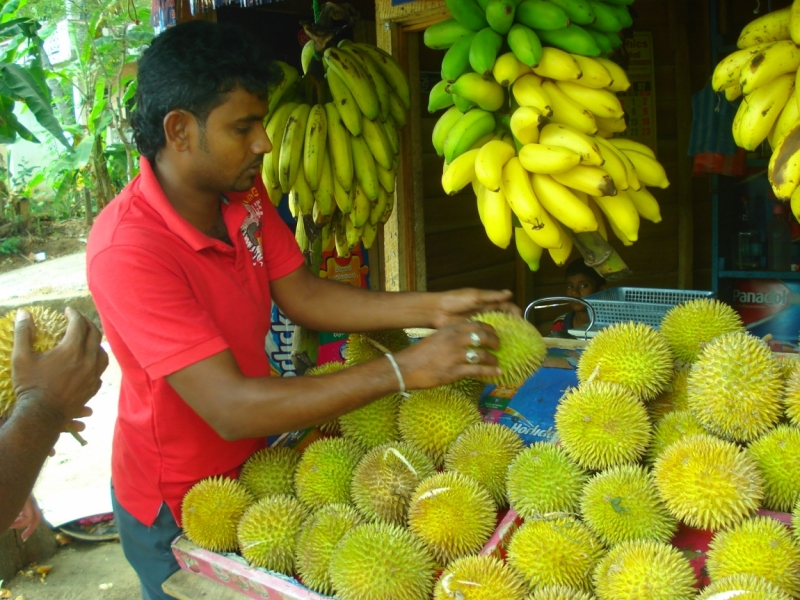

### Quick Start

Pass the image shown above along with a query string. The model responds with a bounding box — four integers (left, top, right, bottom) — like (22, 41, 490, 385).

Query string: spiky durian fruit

(555, 382, 651, 470)
(576, 322, 673, 401)
(579, 464, 678, 547)
(351, 441, 436, 525)
(344, 330, 411, 366)
(295, 503, 365, 595)
(645, 409, 707, 465)
(328, 522, 436, 600)
(777, 354, 800, 380)
(706, 516, 800, 597)
(339, 393, 402, 450)
(434, 555, 527, 600)
(506, 442, 588, 519)
(444, 422, 523, 506)
(181, 476, 253, 552)
(648, 369, 690, 423)
(592, 540, 696, 600)
(0, 306, 68, 418)
(294, 437, 364, 510)
(239, 447, 299, 500)
(236, 495, 307, 573)
(784, 366, 800, 427)
(794, 498, 800, 543)
(398, 387, 482, 466)
(687, 332, 783, 442)
(660, 298, 744, 365)
(527, 587, 596, 600)
(697, 574, 793, 600)
(449, 378, 486, 403)
(307, 361, 346, 435)
(469, 311, 547, 388)
(507, 516, 605, 592)
(408, 472, 496, 566)
(652, 434, 763, 530)
(747, 425, 800, 512)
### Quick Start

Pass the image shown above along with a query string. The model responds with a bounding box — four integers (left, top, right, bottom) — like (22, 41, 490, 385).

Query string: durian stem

(67, 424, 88, 446)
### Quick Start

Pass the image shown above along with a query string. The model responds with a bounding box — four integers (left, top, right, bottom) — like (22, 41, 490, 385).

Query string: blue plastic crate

(584, 287, 715, 329)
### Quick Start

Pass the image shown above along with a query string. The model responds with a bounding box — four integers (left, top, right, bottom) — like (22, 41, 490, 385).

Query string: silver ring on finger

(466, 349, 480, 365)
(469, 331, 481, 347)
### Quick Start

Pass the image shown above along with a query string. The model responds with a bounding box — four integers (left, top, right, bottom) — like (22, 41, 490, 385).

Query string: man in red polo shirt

(87, 21, 517, 600)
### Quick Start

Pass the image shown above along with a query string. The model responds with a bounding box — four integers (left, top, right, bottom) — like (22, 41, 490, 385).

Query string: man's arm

(166, 320, 503, 441)
(0, 308, 108, 534)
(270, 265, 520, 334)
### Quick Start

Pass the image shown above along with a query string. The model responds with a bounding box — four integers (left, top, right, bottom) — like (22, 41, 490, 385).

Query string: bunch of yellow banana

(712, 0, 800, 222)
(262, 42, 410, 257)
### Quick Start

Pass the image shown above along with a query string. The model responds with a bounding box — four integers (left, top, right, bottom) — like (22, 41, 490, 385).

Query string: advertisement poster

(618, 31, 658, 153)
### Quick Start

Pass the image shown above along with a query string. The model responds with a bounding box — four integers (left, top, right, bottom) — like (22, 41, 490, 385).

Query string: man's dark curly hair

(131, 20, 283, 160)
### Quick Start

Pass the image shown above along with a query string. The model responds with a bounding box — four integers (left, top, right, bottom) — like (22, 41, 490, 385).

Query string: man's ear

(163, 110, 193, 152)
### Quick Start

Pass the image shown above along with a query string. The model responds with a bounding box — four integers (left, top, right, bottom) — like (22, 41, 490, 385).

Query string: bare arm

(270, 265, 520, 333)
(166, 320, 503, 441)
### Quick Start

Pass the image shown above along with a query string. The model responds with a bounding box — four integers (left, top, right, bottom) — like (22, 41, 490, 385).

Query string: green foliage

(0, 236, 21, 254)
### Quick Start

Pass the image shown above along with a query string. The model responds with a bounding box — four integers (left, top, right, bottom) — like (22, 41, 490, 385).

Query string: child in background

(550, 258, 606, 337)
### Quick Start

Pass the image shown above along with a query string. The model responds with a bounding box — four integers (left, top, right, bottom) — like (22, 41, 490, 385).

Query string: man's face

(566, 273, 599, 311)
(190, 86, 271, 193)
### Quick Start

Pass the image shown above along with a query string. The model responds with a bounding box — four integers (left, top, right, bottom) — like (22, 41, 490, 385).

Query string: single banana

(548, 228, 573, 266)
(791, 183, 800, 221)
(770, 87, 800, 148)
(480, 187, 513, 249)
(442, 33, 476, 82)
(739, 40, 800, 95)
(626, 186, 662, 223)
(507, 23, 543, 68)
(381, 190, 395, 223)
(333, 212, 349, 257)
(470, 27, 504, 76)
(301, 41, 315, 75)
(711, 42, 775, 91)
(361, 221, 378, 249)
(371, 185, 389, 225)
(607, 137, 655, 158)
(593, 139, 628, 191)
(432, 106, 465, 157)
(381, 118, 400, 155)
(792, 0, 800, 45)
(501, 157, 543, 224)
(543, 79, 598, 135)
(608, 220, 633, 246)
(264, 177, 283, 208)
(377, 161, 396, 193)
(595, 116, 627, 133)
(515, 226, 543, 271)
(388, 91, 408, 127)
(570, 55, 614, 89)
(737, 7, 790, 49)
(263, 101, 297, 191)
(475, 140, 517, 192)
(512, 73, 554, 116)
(333, 176, 353, 214)
(493, 51, 532, 87)
(548, 0, 595, 24)
(620, 150, 670, 188)
(589, 0, 622, 33)
(361, 115, 394, 170)
(585, 27, 613, 56)
(350, 182, 372, 228)
(278, 103, 311, 193)
(442, 148, 480, 195)
(352, 43, 412, 110)
(345, 45, 393, 122)
(532, 48, 582, 81)
(324, 48, 380, 121)
(321, 222, 333, 253)
(312, 151, 335, 226)
(519, 143, 581, 174)
(267, 61, 299, 116)
(350, 134, 380, 201)
(290, 161, 314, 216)
(485, 0, 516, 35)
(735, 72, 795, 150)
(725, 84, 743, 102)
(539, 123, 604, 165)
(510, 106, 546, 144)
(443, 108, 496, 163)
(448, 73, 506, 112)
(594, 192, 639, 242)
(596, 57, 632, 92)
(325, 102, 353, 192)
(345, 217, 364, 250)
(327, 70, 362, 136)
(768, 121, 800, 199)
(429, 80, 457, 114)
(515, 0, 570, 31)
(596, 136, 641, 190)
(295, 216, 309, 252)
(537, 25, 601, 58)
(587, 199, 608, 241)
(555, 80, 625, 119)
(531, 173, 598, 232)
(519, 208, 564, 249)
(552, 164, 617, 196)
(303, 104, 328, 191)
(446, 0, 488, 31)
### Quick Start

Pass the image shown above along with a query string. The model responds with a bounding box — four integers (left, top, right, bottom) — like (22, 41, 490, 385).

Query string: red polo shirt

(87, 157, 304, 526)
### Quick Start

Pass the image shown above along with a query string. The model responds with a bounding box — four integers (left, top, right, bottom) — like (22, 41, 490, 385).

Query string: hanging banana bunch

(263, 32, 410, 258)
(425, 0, 671, 271)
(712, 1, 800, 222)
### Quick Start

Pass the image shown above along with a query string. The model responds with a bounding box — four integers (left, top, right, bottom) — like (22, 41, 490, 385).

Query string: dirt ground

(0, 220, 88, 275)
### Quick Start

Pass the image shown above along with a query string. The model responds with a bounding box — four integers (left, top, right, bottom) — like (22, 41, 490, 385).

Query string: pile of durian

(180, 300, 800, 600)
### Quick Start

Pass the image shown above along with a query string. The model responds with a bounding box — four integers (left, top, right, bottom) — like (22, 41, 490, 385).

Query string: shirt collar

(137, 156, 225, 252)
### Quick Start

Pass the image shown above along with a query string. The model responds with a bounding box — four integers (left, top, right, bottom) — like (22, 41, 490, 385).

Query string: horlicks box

(720, 278, 800, 352)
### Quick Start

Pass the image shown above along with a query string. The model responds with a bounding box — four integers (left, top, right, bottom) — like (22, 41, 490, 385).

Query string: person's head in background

(565, 258, 606, 314)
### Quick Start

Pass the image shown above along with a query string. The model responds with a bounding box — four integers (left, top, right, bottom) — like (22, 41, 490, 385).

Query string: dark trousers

(111, 486, 181, 600)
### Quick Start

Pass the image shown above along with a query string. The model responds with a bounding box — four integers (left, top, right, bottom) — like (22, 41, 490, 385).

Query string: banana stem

(565, 229, 633, 282)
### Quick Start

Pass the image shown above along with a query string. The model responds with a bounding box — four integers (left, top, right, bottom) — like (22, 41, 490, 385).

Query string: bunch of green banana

(262, 40, 411, 258)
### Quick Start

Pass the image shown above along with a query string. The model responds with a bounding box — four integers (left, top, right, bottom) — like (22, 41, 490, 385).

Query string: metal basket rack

(582, 287, 715, 330)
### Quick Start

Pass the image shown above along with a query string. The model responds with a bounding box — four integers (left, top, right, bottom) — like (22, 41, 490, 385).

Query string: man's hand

(11, 495, 42, 542)
(12, 307, 108, 430)
(394, 321, 503, 390)
(429, 289, 521, 329)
